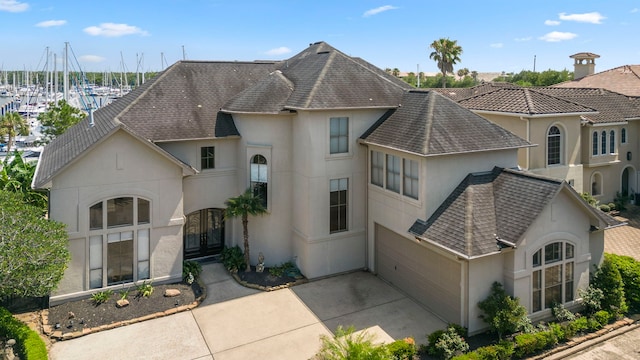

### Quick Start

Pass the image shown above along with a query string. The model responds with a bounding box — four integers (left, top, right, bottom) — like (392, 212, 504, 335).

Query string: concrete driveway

(50, 263, 446, 360)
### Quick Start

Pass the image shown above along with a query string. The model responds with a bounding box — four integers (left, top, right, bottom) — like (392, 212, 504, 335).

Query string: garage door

(376, 223, 461, 324)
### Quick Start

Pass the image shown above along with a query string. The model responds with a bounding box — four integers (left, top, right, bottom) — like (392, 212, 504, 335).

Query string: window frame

(547, 125, 562, 166)
(403, 158, 419, 200)
(531, 241, 575, 312)
(200, 146, 215, 170)
(88, 196, 152, 289)
(329, 178, 348, 233)
(250, 154, 268, 209)
(371, 151, 384, 187)
(621, 128, 627, 144)
(609, 130, 615, 154)
(601, 130, 607, 155)
(386, 154, 401, 193)
(329, 117, 349, 155)
(592, 131, 598, 156)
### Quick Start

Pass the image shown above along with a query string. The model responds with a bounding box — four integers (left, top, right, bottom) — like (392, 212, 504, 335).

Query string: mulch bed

(46, 282, 201, 335)
(236, 266, 301, 289)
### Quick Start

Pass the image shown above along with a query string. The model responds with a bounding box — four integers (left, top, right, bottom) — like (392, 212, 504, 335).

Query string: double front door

(184, 208, 225, 259)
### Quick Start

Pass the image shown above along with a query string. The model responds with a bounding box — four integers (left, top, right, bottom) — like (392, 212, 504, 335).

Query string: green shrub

(0, 306, 48, 359)
(578, 285, 604, 316)
(599, 204, 611, 212)
(605, 253, 640, 312)
(183, 260, 203, 284)
(593, 256, 628, 317)
(427, 324, 467, 358)
(593, 310, 612, 327)
(221, 245, 245, 272)
(568, 316, 589, 335)
(549, 323, 567, 342)
(580, 192, 599, 208)
(268, 261, 296, 277)
(608, 202, 616, 211)
(478, 282, 530, 339)
(136, 281, 154, 298)
(91, 289, 113, 305)
(386, 337, 417, 359)
(613, 192, 628, 211)
(315, 326, 390, 360)
(551, 302, 575, 322)
(473, 341, 514, 360)
(435, 326, 469, 359)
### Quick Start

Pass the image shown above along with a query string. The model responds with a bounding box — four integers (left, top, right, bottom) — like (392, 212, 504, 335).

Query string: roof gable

(361, 90, 530, 156)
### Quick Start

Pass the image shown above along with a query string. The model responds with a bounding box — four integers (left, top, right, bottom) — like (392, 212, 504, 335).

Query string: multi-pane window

(547, 126, 561, 165)
(330, 117, 349, 154)
(386, 154, 401, 193)
(403, 159, 419, 200)
(532, 242, 575, 312)
(592, 132, 598, 156)
(371, 151, 384, 187)
(89, 197, 151, 289)
(601, 131, 607, 155)
(621, 128, 627, 144)
(610, 130, 615, 154)
(329, 178, 348, 233)
(250, 155, 268, 208)
(201, 146, 215, 169)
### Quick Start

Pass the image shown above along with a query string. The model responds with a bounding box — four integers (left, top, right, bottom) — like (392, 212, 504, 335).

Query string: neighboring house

(34, 42, 620, 335)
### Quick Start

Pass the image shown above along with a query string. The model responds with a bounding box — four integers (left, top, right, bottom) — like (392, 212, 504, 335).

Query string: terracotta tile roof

(456, 87, 596, 116)
(554, 65, 640, 97)
(431, 82, 516, 101)
(409, 167, 623, 257)
(360, 90, 530, 156)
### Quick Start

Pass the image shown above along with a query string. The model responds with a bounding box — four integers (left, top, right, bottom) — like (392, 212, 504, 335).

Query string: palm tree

(0, 112, 29, 153)
(225, 189, 268, 272)
(429, 38, 463, 88)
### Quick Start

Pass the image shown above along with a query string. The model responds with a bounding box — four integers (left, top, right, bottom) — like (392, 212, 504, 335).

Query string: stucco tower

(570, 52, 600, 80)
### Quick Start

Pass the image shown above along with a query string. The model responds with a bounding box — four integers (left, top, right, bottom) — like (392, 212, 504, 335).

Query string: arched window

(592, 132, 598, 156)
(532, 242, 575, 312)
(601, 131, 607, 155)
(621, 128, 627, 144)
(251, 155, 268, 208)
(547, 126, 561, 165)
(591, 172, 602, 196)
(610, 130, 615, 154)
(88, 197, 151, 289)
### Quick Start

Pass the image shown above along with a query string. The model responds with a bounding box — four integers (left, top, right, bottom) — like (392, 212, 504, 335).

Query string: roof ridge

(422, 91, 436, 154)
(523, 88, 536, 114)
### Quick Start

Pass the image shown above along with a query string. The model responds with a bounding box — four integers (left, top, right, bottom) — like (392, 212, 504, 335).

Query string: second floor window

(251, 155, 268, 208)
(201, 146, 215, 169)
(386, 154, 401, 193)
(330, 117, 349, 154)
(547, 126, 561, 165)
(592, 132, 598, 156)
(610, 130, 615, 154)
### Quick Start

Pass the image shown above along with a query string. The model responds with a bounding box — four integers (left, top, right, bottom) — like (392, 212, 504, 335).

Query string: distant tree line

(392, 69, 573, 89)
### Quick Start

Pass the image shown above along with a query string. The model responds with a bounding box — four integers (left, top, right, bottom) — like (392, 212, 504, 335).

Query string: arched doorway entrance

(184, 208, 225, 259)
(622, 167, 630, 196)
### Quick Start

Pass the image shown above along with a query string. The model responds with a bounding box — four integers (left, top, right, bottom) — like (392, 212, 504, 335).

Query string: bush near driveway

(0, 306, 47, 359)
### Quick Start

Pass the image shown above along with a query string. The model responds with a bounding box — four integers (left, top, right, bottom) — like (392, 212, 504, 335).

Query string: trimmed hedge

(0, 306, 47, 359)
(605, 253, 640, 312)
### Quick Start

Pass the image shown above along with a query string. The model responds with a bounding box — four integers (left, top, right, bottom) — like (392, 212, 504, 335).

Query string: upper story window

(547, 126, 562, 165)
(89, 197, 151, 289)
(386, 154, 401, 193)
(201, 146, 215, 170)
(250, 155, 268, 208)
(371, 151, 384, 187)
(610, 130, 615, 154)
(621, 128, 627, 144)
(403, 159, 419, 200)
(532, 241, 575, 312)
(329, 178, 348, 233)
(592, 132, 598, 156)
(601, 131, 607, 155)
(329, 117, 349, 154)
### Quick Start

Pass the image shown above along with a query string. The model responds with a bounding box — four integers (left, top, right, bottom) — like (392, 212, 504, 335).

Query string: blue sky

(1, 0, 638, 75)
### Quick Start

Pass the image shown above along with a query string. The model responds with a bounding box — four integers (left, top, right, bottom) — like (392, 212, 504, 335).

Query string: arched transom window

(251, 155, 268, 208)
(532, 242, 575, 312)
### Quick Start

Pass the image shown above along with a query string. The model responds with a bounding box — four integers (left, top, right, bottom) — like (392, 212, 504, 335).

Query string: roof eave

(413, 234, 503, 260)
(359, 141, 534, 157)
(153, 135, 242, 143)
(471, 109, 598, 118)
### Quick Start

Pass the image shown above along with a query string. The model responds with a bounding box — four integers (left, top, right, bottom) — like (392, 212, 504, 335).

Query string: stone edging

(230, 272, 308, 291)
(41, 281, 207, 341)
(528, 317, 638, 359)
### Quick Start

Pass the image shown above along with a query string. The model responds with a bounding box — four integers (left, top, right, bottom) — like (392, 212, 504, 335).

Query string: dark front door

(622, 168, 630, 196)
(184, 208, 225, 259)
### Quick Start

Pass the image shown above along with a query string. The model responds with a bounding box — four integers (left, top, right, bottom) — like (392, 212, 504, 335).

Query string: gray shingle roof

(457, 87, 597, 116)
(224, 42, 411, 112)
(360, 90, 531, 156)
(409, 167, 622, 258)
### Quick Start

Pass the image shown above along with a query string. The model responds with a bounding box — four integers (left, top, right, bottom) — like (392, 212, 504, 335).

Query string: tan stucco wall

(467, 255, 505, 335)
(48, 130, 185, 303)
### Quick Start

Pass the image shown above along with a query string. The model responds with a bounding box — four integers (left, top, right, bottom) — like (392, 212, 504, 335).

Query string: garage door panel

(376, 224, 461, 324)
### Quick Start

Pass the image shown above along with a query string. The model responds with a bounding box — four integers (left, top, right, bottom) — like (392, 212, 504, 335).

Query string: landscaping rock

(164, 289, 181, 297)
(116, 299, 129, 308)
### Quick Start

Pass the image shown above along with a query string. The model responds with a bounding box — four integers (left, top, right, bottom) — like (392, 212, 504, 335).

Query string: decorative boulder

(116, 299, 129, 308)
(164, 289, 181, 297)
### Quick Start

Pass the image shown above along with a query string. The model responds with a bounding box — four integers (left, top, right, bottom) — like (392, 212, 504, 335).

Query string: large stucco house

(33, 42, 620, 334)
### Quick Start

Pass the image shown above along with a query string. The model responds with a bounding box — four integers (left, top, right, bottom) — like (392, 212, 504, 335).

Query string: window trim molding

(200, 146, 215, 170)
(246, 145, 272, 210)
(329, 177, 350, 234)
(530, 240, 576, 313)
(326, 115, 353, 159)
(546, 124, 563, 167)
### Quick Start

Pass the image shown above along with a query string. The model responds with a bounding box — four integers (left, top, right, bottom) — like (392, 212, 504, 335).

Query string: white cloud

(35, 19, 66, 27)
(632, 8, 639, 13)
(363, 5, 398, 17)
(514, 36, 532, 42)
(265, 47, 291, 56)
(83, 23, 149, 37)
(544, 20, 561, 26)
(0, 0, 29, 12)
(558, 12, 605, 24)
(79, 55, 105, 63)
(490, 43, 503, 48)
(539, 31, 578, 42)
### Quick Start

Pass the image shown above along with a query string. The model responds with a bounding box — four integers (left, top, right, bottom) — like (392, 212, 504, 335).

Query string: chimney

(570, 52, 600, 80)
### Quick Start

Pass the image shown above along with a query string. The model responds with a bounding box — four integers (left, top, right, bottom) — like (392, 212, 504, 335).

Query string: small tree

(0, 190, 70, 300)
(429, 38, 463, 88)
(478, 282, 531, 340)
(592, 257, 628, 317)
(1, 150, 48, 211)
(0, 112, 29, 153)
(224, 189, 267, 272)
(37, 100, 86, 145)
